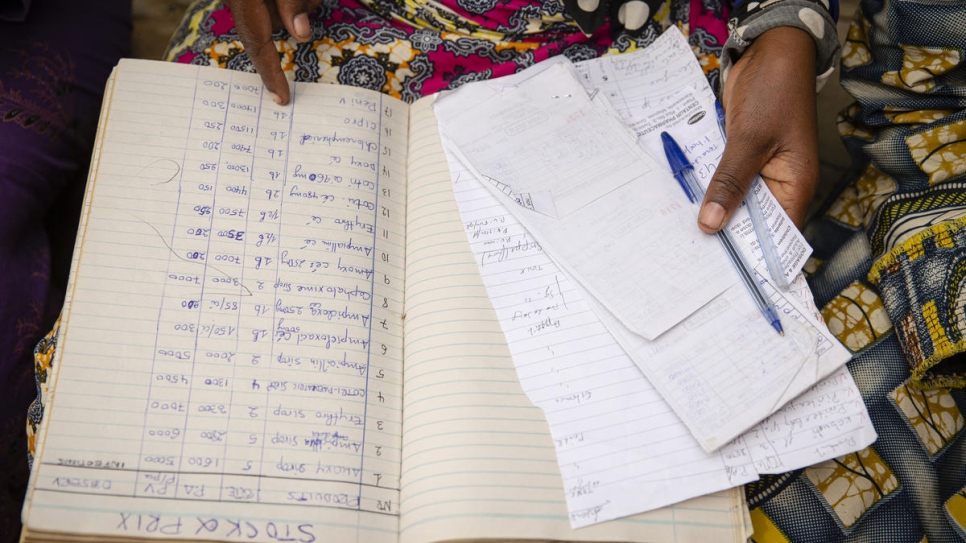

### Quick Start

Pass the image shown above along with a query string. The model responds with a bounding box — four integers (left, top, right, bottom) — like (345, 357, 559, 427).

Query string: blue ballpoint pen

(715, 102, 790, 291)
(660, 131, 784, 336)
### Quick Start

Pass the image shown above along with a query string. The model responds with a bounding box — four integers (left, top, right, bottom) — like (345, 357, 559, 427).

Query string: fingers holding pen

(699, 26, 820, 234)
(697, 138, 769, 234)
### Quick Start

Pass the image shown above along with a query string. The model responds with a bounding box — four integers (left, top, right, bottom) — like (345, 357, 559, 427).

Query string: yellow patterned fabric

(821, 281, 892, 352)
(890, 379, 964, 456)
(908, 118, 966, 186)
(825, 165, 896, 229)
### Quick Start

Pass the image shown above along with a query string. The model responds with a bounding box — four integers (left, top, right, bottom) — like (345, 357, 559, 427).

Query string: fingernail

(699, 202, 726, 231)
(269, 91, 283, 105)
(294, 13, 310, 40)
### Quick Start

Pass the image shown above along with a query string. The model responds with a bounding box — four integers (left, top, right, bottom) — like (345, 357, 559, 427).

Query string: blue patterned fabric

(742, 0, 966, 540)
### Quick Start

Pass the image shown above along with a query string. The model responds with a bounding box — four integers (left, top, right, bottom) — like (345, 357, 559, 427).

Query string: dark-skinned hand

(699, 26, 820, 234)
(224, 0, 324, 105)
(226, 5, 821, 227)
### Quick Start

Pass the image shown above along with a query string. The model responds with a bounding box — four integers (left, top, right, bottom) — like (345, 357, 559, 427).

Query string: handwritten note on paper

(25, 60, 406, 542)
(744, 367, 875, 473)
(435, 62, 734, 340)
(653, 88, 813, 282)
(445, 150, 757, 528)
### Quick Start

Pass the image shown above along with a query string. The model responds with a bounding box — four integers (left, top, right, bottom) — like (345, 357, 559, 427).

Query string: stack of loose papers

(433, 27, 876, 528)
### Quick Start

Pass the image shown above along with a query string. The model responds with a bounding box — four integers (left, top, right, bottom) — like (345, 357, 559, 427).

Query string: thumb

(276, 0, 324, 42)
(698, 140, 764, 234)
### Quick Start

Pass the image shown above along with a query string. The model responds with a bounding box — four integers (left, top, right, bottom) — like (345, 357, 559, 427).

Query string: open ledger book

(20, 59, 752, 542)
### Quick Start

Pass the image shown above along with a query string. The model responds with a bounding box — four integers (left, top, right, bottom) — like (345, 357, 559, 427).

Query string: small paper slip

(434, 62, 733, 340)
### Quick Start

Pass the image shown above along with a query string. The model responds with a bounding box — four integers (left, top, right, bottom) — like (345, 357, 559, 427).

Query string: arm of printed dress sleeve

(867, 219, 966, 389)
(816, 0, 966, 390)
(853, 41, 966, 390)
(851, 0, 966, 390)
(695, 0, 840, 233)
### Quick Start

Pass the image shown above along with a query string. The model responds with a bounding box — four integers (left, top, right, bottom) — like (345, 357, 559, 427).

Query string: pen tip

(770, 318, 784, 336)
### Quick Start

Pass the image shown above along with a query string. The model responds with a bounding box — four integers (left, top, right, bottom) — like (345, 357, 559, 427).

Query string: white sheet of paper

(438, 40, 851, 451)
(562, 27, 865, 450)
(446, 150, 875, 523)
(439, 27, 875, 525)
(446, 151, 756, 528)
(434, 62, 734, 341)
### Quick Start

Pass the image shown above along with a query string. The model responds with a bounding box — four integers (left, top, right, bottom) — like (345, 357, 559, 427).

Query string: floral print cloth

(164, 0, 731, 100)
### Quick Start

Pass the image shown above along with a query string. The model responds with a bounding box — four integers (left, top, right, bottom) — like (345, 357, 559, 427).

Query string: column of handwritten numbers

(215, 83, 295, 504)
(175, 73, 264, 503)
(135, 72, 229, 500)
(228, 89, 404, 519)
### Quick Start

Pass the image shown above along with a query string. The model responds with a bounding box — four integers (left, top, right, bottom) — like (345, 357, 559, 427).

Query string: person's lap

(0, 1, 129, 540)
(16, 0, 966, 541)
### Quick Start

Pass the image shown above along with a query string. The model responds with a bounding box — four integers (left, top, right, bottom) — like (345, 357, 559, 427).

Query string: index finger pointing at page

(226, 0, 291, 104)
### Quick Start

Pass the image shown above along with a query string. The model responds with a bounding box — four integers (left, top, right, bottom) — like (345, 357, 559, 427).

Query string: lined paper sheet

(443, 149, 755, 527)
(569, 29, 874, 453)
(445, 150, 872, 524)
(21, 66, 121, 521)
(25, 60, 407, 542)
(399, 98, 749, 542)
(433, 59, 852, 450)
(572, 27, 812, 283)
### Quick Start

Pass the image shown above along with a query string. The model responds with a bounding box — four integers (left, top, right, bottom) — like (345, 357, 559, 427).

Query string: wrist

(719, 0, 840, 94)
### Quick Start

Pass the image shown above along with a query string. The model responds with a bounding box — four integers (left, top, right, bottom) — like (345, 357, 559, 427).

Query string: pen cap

(660, 131, 691, 175)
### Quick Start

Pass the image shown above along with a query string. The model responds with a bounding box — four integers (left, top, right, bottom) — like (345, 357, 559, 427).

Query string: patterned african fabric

(830, 0, 966, 392)
(163, 0, 731, 100)
(745, 0, 966, 541)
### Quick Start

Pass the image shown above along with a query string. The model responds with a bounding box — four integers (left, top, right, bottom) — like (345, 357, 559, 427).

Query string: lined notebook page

(24, 60, 407, 542)
(398, 97, 747, 543)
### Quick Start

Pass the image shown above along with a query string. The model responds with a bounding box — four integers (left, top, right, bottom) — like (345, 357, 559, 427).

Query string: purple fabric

(0, 0, 31, 22)
(0, 1, 129, 540)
